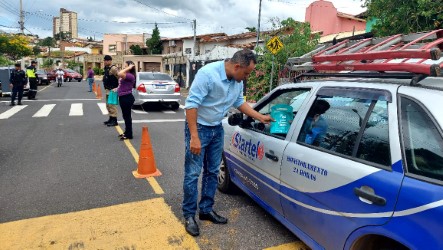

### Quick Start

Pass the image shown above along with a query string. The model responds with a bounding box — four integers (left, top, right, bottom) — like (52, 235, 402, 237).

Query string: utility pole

(60, 16, 64, 68)
(192, 19, 196, 57)
(19, 0, 25, 34)
(255, 0, 262, 49)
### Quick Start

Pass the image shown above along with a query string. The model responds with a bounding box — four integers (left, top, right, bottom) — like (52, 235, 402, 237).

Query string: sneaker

(9, 102, 15, 106)
(17, 102, 22, 105)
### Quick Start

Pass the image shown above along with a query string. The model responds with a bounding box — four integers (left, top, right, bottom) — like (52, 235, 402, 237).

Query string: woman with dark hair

(115, 60, 136, 140)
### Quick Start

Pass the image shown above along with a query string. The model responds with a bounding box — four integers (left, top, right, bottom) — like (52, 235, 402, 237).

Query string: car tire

(78, 79, 81, 82)
(218, 153, 235, 193)
(170, 102, 180, 110)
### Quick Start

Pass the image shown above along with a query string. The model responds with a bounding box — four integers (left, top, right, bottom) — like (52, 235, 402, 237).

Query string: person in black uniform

(9, 63, 27, 106)
(103, 55, 119, 126)
(26, 60, 38, 100)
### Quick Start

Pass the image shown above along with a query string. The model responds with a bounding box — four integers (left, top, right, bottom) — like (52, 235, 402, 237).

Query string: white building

(53, 8, 78, 39)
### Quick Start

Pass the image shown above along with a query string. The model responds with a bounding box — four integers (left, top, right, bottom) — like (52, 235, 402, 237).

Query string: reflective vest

(26, 66, 36, 78)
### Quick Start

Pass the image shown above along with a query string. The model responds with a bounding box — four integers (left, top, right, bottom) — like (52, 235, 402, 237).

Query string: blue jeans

(88, 78, 94, 91)
(183, 122, 224, 219)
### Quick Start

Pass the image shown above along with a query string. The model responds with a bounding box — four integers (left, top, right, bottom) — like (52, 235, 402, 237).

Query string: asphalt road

(0, 80, 306, 249)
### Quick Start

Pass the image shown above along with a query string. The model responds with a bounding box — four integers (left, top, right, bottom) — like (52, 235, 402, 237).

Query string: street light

(255, 0, 263, 49)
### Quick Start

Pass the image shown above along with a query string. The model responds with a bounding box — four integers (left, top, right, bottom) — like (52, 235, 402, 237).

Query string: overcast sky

(0, 0, 365, 40)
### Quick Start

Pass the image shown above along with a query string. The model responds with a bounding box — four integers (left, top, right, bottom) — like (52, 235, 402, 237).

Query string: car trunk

(141, 81, 176, 94)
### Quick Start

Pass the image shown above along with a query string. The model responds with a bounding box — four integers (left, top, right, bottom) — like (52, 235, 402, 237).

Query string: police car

(218, 30, 443, 250)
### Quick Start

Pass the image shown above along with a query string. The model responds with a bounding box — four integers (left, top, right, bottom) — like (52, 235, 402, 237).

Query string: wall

(183, 39, 197, 56)
(103, 34, 146, 56)
(305, 0, 366, 36)
(162, 40, 184, 55)
(123, 55, 163, 72)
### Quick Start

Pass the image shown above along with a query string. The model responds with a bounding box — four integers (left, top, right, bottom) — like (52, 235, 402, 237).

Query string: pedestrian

(103, 55, 119, 127)
(26, 60, 38, 100)
(9, 63, 27, 106)
(114, 61, 136, 140)
(87, 66, 94, 92)
(182, 49, 273, 237)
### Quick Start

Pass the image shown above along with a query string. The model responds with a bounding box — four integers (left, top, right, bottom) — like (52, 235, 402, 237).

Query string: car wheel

(218, 153, 235, 193)
(68, 78, 72, 82)
(78, 79, 81, 82)
(170, 102, 180, 110)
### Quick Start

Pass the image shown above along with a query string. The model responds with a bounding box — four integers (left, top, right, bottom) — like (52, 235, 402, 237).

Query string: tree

(245, 27, 257, 32)
(41, 58, 54, 69)
(247, 18, 319, 101)
(54, 31, 72, 41)
(0, 34, 33, 60)
(0, 55, 13, 66)
(38, 37, 56, 57)
(363, 0, 443, 36)
(87, 36, 94, 42)
(130, 44, 143, 55)
(146, 23, 163, 54)
(33, 46, 42, 56)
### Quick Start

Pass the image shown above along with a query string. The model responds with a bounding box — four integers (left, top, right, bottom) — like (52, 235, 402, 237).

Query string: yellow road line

(115, 125, 165, 195)
(264, 242, 310, 250)
(0, 198, 199, 249)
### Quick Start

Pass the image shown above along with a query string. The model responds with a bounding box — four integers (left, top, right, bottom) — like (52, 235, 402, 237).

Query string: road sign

(267, 36, 283, 54)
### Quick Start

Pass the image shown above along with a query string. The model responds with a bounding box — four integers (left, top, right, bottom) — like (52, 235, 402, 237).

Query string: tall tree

(363, 0, 443, 36)
(33, 46, 42, 56)
(0, 34, 33, 60)
(146, 23, 163, 54)
(38, 37, 56, 57)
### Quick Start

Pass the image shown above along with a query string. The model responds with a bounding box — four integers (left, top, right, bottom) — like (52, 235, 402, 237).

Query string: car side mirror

(228, 113, 244, 126)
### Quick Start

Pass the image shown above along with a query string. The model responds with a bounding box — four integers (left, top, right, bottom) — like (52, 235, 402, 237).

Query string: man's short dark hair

(104, 55, 112, 61)
(31, 60, 37, 64)
(230, 49, 257, 67)
(14, 63, 21, 67)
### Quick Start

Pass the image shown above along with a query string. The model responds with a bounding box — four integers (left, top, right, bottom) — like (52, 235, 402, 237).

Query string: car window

(400, 97, 443, 181)
(297, 93, 391, 167)
(244, 89, 311, 139)
(139, 73, 172, 81)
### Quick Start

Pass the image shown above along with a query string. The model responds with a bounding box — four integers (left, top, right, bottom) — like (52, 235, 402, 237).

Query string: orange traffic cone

(133, 126, 162, 178)
(92, 82, 96, 92)
(96, 84, 102, 99)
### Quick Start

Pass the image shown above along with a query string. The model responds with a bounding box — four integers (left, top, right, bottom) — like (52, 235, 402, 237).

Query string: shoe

(118, 133, 125, 138)
(120, 135, 133, 140)
(106, 117, 118, 127)
(17, 102, 22, 105)
(199, 211, 228, 224)
(9, 102, 15, 106)
(103, 117, 111, 125)
(184, 217, 199, 236)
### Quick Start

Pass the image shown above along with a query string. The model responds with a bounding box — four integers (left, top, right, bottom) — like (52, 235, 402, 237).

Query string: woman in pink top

(115, 60, 136, 140)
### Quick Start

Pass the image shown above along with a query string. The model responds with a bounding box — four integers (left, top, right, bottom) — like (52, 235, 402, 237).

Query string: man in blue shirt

(183, 49, 273, 236)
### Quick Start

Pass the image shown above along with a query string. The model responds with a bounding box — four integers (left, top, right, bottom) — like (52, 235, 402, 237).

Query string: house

(305, 0, 366, 36)
(103, 33, 151, 56)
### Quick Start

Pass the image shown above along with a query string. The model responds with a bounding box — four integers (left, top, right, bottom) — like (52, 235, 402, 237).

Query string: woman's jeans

(182, 122, 224, 219)
(87, 78, 94, 91)
(118, 94, 135, 137)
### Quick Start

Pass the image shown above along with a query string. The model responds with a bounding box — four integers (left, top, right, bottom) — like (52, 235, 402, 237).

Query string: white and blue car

(219, 76, 443, 250)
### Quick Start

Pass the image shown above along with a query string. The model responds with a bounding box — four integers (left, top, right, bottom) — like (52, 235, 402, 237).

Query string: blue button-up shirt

(185, 60, 244, 126)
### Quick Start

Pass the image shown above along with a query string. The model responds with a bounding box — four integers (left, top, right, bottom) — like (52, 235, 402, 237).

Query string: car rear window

(138, 73, 172, 81)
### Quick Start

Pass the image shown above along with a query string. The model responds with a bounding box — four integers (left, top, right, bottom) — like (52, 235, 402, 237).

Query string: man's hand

(190, 136, 201, 155)
(258, 114, 274, 124)
(9, 84, 13, 89)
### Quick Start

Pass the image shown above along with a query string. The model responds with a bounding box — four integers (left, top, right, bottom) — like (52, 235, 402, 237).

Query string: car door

(280, 84, 404, 249)
(225, 86, 314, 215)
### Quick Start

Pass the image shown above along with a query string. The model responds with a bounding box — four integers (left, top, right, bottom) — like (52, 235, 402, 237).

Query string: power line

(131, 0, 193, 21)
(0, 1, 19, 16)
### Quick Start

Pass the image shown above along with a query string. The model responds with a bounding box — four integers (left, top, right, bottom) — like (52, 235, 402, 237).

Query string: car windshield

(36, 70, 46, 74)
(138, 73, 172, 81)
(66, 69, 75, 73)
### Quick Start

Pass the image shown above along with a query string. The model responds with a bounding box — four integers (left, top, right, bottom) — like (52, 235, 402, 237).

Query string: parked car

(133, 72, 181, 110)
(46, 70, 56, 82)
(64, 69, 82, 82)
(36, 69, 51, 85)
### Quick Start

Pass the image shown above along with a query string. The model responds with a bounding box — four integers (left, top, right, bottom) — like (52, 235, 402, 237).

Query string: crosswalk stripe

(132, 109, 147, 114)
(69, 103, 83, 116)
(33, 104, 56, 117)
(0, 105, 28, 119)
(162, 111, 176, 114)
(97, 103, 108, 115)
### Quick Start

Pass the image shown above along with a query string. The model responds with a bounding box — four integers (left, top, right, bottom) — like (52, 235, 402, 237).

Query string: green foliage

(87, 36, 94, 42)
(93, 67, 104, 75)
(0, 55, 13, 66)
(130, 44, 144, 55)
(146, 23, 163, 54)
(66, 60, 82, 70)
(38, 37, 56, 57)
(363, 0, 443, 36)
(54, 32, 71, 41)
(247, 18, 319, 101)
(245, 27, 257, 32)
(0, 34, 33, 60)
(33, 46, 42, 56)
(41, 58, 54, 69)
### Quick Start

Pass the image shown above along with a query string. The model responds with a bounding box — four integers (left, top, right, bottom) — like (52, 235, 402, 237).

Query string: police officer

(26, 60, 38, 100)
(103, 55, 119, 126)
(9, 63, 27, 106)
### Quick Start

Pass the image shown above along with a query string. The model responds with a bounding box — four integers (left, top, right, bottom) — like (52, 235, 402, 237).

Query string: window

(245, 89, 311, 138)
(185, 48, 192, 54)
(138, 73, 173, 81)
(297, 88, 391, 167)
(400, 97, 443, 181)
(109, 45, 116, 53)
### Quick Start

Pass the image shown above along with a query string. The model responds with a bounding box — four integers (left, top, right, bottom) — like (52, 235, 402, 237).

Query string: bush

(93, 67, 104, 75)
(0, 55, 13, 66)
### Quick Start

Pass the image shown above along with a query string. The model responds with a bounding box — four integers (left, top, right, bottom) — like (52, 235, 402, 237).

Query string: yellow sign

(267, 36, 283, 54)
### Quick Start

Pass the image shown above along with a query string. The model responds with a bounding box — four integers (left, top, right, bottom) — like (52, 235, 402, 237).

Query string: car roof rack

(288, 29, 443, 80)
